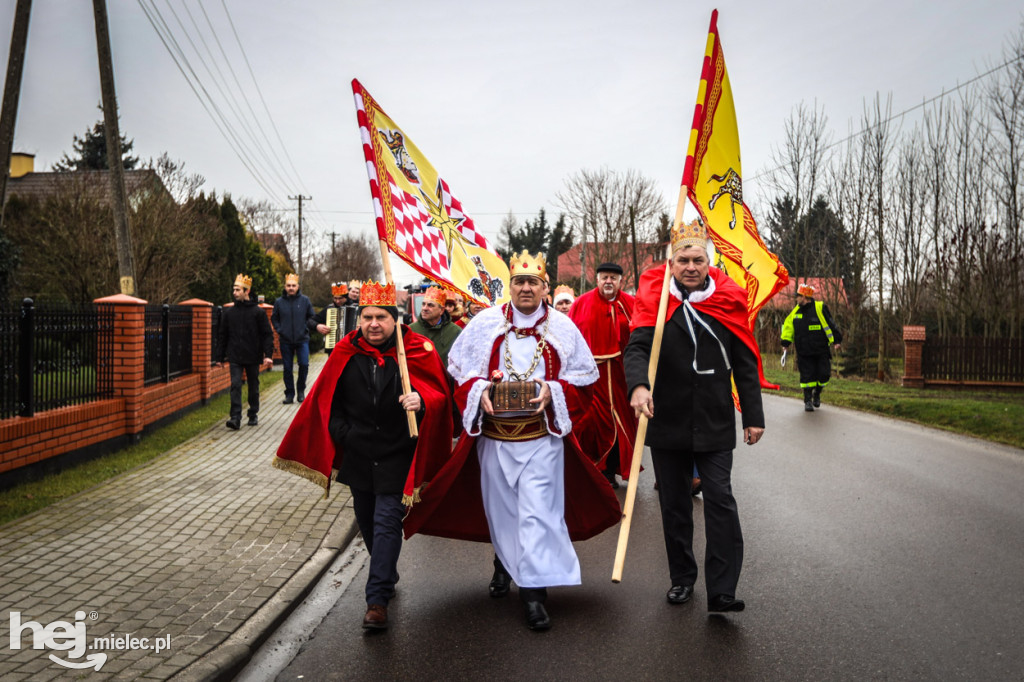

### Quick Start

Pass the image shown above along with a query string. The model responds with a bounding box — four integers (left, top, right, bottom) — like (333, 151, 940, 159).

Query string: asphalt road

(270, 394, 1024, 681)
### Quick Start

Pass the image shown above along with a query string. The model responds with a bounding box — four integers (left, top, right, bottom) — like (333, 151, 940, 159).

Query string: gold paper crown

(234, 273, 253, 289)
(671, 219, 708, 252)
(553, 284, 575, 299)
(359, 281, 396, 307)
(509, 250, 548, 280)
(797, 283, 816, 297)
(446, 290, 462, 303)
(424, 287, 448, 306)
(348, 279, 362, 290)
(331, 282, 348, 296)
(285, 273, 299, 285)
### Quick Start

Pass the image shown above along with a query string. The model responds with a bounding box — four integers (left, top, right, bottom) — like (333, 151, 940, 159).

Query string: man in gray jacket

(272, 273, 316, 403)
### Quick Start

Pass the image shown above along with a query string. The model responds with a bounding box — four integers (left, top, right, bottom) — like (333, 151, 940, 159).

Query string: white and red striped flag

(352, 79, 509, 306)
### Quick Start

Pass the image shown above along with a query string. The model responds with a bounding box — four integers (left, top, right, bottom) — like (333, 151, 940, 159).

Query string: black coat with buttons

(328, 333, 421, 494)
(624, 299, 764, 452)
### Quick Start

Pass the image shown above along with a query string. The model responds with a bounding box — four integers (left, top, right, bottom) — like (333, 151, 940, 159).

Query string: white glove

(780, 349, 787, 367)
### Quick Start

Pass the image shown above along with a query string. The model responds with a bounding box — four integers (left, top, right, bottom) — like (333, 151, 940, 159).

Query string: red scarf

(632, 264, 778, 390)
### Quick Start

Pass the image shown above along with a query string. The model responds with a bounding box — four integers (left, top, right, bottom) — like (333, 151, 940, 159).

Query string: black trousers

(229, 363, 260, 420)
(797, 351, 832, 389)
(650, 447, 743, 600)
(351, 488, 404, 606)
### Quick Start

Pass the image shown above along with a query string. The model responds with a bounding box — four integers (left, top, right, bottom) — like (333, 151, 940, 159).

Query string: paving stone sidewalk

(0, 354, 354, 681)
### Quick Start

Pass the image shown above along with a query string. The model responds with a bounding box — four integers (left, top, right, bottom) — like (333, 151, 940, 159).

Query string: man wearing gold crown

(274, 281, 453, 630)
(445, 291, 468, 328)
(404, 251, 620, 632)
(625, 220, 765, 614)
(552, 285, 575, 313)
(215, 274, 275, 429)
(410, 286, 461, 365)
(569, 262, 638, 489)
(344, 279, 362, 307)
(272, 274, 316, 404)
(781, 283, 842, 411)
(310, 282, 349, 356)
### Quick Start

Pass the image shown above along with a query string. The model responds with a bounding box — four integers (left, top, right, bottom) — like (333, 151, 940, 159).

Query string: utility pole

(288, 194, 311, 278)
(0, 0, 33, 233)
(327, 230, 339, 259)
(93, 0, 136, 296)
(579, 216, 588, 293)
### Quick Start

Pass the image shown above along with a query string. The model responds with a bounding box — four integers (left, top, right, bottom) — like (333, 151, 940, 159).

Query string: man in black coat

(215, 274, 275, 429)
(272, 273, 316, 403)
(624, 220, 765, 614)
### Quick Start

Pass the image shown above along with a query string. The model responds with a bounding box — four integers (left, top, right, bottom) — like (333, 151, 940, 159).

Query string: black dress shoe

(247, 415, 258, 426)
(666, 585, 694, 604)
(225, 418, 240, 430)
(603, 470, 619, 489)
(282, 397, 294, 405)
(708, 595, 745, 613)
(489, 557, 511, 598)
(297, 390, 305, 403)
(524, 601, 551, 631)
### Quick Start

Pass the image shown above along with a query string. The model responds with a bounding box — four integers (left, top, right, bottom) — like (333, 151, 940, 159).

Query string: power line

(747, 53, 1021, 184)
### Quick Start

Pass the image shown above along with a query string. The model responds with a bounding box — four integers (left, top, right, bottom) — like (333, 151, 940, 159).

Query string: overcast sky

(3, 0, 1022, 286)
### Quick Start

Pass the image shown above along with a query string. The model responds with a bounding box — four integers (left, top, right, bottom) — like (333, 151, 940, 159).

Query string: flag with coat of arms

(352, 79, 509, 307)
(682, 10, 789, 329)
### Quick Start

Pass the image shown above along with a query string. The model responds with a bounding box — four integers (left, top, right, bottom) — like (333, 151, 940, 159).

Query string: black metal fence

(210, 306, 222, 365)
(0, 299, 114, 420)
(922, 336, 1024, 383)
(144, 304, 194, 386)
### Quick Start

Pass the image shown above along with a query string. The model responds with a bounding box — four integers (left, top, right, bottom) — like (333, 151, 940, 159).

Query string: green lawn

(761, 353, 1024, 450)
(0, 369, 282, 526)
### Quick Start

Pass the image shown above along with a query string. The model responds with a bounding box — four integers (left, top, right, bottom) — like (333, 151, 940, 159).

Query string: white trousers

(477, 433, 581, 588)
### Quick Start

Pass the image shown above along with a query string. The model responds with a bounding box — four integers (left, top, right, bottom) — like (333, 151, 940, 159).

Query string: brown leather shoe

(362, 604, 388, 630)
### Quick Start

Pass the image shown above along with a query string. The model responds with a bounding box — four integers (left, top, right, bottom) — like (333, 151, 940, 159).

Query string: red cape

(569, 288, 635, 357)
(632, 264, 778, 390)
(403, 316, 621, 543)
(569, 288, 640, 477)
(273, 326, 454, 503)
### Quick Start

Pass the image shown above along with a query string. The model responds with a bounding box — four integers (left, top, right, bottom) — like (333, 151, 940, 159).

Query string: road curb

(172, 502, 358, 681)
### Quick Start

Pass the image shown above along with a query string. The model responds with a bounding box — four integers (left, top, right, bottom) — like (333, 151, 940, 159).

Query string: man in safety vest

(781, 284, 842, 411)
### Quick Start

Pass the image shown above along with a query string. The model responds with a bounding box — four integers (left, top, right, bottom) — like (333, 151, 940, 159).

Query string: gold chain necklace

(502, 314, 550, 381)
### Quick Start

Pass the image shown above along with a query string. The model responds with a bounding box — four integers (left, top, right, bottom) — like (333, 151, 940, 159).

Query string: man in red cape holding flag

(624, 220, 764, 614)
(274, 281, 453, 631)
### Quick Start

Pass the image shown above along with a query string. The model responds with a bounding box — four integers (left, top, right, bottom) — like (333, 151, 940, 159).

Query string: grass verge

(761, 353, 1024, 450)
(0, 370, 282, 526)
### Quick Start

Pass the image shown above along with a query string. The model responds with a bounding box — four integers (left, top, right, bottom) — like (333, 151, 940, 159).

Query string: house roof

(557, 242, 661, 290)
(4, 169, 170, 204)
(762, 276, 848, 309)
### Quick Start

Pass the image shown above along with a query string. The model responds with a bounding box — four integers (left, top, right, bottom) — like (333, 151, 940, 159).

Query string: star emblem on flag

(420, 179, 465, 262)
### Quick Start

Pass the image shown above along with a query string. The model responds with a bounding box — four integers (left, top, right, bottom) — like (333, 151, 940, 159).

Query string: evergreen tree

(546, 213, 573, 283)
(52, 119, 139, 172)
(0, 222, 20, 303)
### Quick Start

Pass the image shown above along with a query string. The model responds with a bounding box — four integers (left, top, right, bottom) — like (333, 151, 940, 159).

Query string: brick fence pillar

(95, 293, 147, 440)
(180, 298, 214, 401)
(902, 325, 926, 388)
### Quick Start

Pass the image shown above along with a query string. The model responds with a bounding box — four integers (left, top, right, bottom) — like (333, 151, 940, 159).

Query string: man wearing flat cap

(625, 220, 765, 614)
(569, 261, 638, 489)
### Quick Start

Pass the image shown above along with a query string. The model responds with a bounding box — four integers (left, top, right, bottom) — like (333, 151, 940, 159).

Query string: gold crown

(797, 283, 816, 297)
(509, 250, 547, 280)
(348, 279, 362, 290)
(554, 284, 575, 298)
(331, 282, 348, 296)
(671, 219, 708, 252)
(285, 273, 299, 285)
(424, 286, 448, 306)
(234, 273, 253, 289)
(359, 281, 396, 307)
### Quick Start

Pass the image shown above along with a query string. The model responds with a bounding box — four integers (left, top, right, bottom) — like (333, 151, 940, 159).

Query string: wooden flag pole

(612, 182, 689, 583)
(378, 239, 419, 438)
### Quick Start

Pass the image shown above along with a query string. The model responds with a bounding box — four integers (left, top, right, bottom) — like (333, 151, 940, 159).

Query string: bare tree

(556, 168, 666, 290)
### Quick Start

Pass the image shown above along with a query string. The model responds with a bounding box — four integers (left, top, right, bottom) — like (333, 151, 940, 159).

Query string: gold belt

(481, 414, 547, 442)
